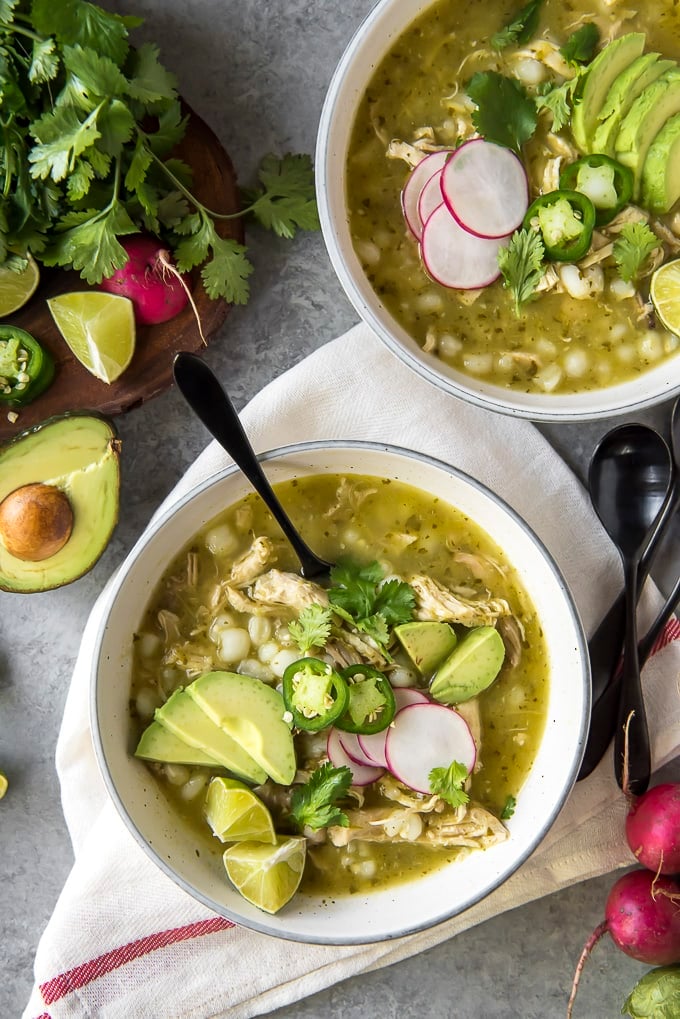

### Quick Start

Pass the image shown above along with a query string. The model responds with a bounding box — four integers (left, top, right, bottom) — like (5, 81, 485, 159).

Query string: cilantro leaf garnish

(560, 23, 600, 65)
(288, 604, 333, 654)
(501, 795, 517, 820)
(613, 222, 660, 284)
(491, 0, 544, 51)
(535, 77, 581, 133)
(328, 559, 415, 651)
(467, 72, 538, 153)
(289, 763, 352, 831)
(429, 761, 470, 809)
(242, 154, 320, 239)
(497, 227, 545, 316)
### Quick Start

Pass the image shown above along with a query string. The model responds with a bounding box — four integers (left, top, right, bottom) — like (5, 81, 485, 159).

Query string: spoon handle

(614, 560, 650, 796)
(173, 352, 331, 579)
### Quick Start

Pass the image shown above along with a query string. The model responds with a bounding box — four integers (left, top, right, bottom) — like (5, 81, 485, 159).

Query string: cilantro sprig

(429, 761, 470, 809)
(560, 23, 600, 66)
(491, 0, 544, 51)
(328, 560, 416, 653)
(497, 228, 546, 317)
(467, 72, 538, 153)
(288, 604, 333, 654)
(0, 0, 318, 305)
(289, 762, 352, 831)
(613, 222, 661, 284)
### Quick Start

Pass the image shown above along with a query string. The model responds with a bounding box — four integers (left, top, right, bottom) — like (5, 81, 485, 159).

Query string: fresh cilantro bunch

(289, 762, 352, 831)
(328, 559, 416, 652)
(0, 0, 318, 303)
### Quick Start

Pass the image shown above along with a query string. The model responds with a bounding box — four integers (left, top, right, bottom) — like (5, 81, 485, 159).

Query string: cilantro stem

(4, 23, 43, 44)
(145, 141, 243, 221)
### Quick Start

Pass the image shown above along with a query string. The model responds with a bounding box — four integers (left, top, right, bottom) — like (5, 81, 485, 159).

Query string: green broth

(346, 0, 680, 395)
(131, 474, 549, 898)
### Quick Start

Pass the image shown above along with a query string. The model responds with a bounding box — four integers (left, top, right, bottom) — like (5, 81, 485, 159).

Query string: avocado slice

(615, 69, 680, 194)
(393, 621, 457, 676)
(0, 414, 120, 593)
(135, 720, 221, 767)
(187, 671, 296, 785)
(155, 688, 267, 784)
(591, 54, 675, 156)
(571, 33, 646, 151)
(429, 626, 505, 705)
(641, 111, 680, 213)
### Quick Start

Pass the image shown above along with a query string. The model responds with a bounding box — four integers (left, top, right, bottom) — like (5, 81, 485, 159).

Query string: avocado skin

(0, 413, 121, 593)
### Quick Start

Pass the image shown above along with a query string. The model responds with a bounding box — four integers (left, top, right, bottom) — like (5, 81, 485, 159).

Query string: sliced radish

(417, 169, 445, 229)
(337, 730, 378, 768)
(357, 688, 430, 768)
(327, 727, 384, 786)
(440, 138, 529, 239)
(420, 204, 510, 290)
(385, 703, 476, 794)
(401, 150, 454, 241)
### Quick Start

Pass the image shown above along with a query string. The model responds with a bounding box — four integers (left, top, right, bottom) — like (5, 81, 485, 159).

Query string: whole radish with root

(100, 236, 196, 328)
(626, 783, 680, 875)
(566, 870, 680, 1018)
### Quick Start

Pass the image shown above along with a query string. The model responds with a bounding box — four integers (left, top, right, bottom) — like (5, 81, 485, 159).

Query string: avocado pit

(0, 482, 74, 561)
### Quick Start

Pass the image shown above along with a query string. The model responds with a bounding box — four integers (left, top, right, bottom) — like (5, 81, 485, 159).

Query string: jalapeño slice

(523, 189, 596, 262)
(282, 657, 348, 732)
(334, 665, 397, 735)
(0, 326, 54, 406)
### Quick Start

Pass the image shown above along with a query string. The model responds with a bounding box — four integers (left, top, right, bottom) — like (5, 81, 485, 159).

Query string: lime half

(47, 292, 135, 383)
(0, 255, 40, 316)
(223, 835, 306, 914)
(204, 777, 275, 844)
(651, 259, 680, 336)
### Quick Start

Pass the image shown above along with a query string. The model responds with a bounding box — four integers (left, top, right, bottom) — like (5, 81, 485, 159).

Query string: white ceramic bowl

(315, 0, 680, 422)
(91, 441, 589, 944)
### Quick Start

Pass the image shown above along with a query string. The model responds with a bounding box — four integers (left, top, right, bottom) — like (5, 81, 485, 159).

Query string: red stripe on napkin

(39, 917, 235, 1006)
(652, 616, 680, 655)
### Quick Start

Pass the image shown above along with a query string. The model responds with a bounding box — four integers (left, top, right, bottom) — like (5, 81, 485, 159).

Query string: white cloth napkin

(25, 323, 680, 1019)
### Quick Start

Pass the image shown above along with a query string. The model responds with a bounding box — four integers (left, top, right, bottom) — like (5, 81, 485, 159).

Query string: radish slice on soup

(358, 688, 429, 767)
(440, 138, 529, 239)
(420, 204, 510, 290)
(338, 730, 379, 768)
(385, 702, 476, 794)
(327, 727, 384, 786)
(401, 150, 454, 240)
(417, 169, 445, 229)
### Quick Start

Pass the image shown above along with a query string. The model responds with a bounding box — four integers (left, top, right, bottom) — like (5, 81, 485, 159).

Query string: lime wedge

(204, 777, 275, 844)
(0, 771, 7, 799)
(47, 292, 135, 383)
(0, 255, 40, 316)
(223, 835, 306, 914)
(651, 259, 680, 336)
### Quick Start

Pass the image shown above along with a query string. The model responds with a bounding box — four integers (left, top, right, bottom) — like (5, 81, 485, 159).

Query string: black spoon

(579, 401, 680, 781)
(586, 424, 672, 795)
(172, 352, 333, 580)
(585, 395, 680, 706)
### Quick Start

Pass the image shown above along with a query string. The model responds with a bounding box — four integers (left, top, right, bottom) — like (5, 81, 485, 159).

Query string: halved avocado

(591, 54, 675, 156)
(0, 414, 120, 592)
(615, 69, 680, 194)
(641, 112, 680, 213)
(571, 33, 646, 151)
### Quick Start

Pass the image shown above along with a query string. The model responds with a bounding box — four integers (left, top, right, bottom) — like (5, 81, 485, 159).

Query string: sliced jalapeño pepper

(0, 326, 54, 406)
(523, 189, 596, 262)
(282, 657, 348, 731)
(559, 154, 633, 226)
(334, 665, 397, 735)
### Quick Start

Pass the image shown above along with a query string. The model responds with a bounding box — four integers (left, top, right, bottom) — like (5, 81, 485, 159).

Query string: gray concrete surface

(2, 1, 679, 1017)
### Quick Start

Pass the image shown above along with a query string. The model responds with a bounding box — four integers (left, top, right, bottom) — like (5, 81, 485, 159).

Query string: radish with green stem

(566, 870, 680, 1018)
(100, 236, 191, 326)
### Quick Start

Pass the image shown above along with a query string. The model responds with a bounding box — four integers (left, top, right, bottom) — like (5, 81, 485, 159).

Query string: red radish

(401, 150, 454, 240)
(626, 783, 680, 875)
(567, 870, 680, 1019)
(100, 235, 191, 325)
(420, 203, 510, 290)
(327, 727, 384, 786)
(337, 730, 379, 768)
(385, 702, 476, 793)
(357, 688, 430, 768)
(440, 138, 529, 239)
(417, 169, 445, 229)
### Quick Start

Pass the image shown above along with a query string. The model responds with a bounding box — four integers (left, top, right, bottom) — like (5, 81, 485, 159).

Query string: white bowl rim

(90, 438, 591, 944)
(315, 0, 680, 423)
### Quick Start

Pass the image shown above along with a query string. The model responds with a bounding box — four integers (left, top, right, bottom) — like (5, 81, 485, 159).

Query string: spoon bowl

(588, 423, 673, 794)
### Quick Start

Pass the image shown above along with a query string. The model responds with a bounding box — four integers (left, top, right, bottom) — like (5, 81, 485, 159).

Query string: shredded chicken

(327, 799, 508, 850)
(251, 569, 329, 611)
(449, 548, 506, 582)
(158, 609, 181, 643)
(409, 574, 510, 626)
(497, 614, 526, 669)
(228, 536, 277, 587)
(323, 477, 377, 520)
(455, 699, 482, 756)
(386, 139, 428, 168)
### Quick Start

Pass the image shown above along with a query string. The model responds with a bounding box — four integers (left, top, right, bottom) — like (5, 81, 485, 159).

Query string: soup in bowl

(316, 0, 680, 420)
(91, 442, 588, 942)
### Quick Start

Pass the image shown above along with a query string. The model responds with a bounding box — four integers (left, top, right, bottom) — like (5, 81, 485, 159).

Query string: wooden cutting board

(0, 107, 243, 443)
